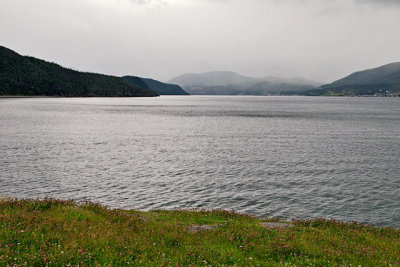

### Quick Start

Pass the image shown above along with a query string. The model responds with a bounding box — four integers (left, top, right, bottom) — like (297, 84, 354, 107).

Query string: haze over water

(1, 96, 399, 227)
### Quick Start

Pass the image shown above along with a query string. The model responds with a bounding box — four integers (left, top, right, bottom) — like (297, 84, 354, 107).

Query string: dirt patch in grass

(260, 222, 293, 229)
(187, 224, 218, 233)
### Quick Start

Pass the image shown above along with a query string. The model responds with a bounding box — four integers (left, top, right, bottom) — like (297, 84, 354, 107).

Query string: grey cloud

(354, 0, 400, 6)
(123, 0, 400, 7)
(126, 0, 164, 5)
(211, 0, 400, 7)
(0, 0, 399, 82)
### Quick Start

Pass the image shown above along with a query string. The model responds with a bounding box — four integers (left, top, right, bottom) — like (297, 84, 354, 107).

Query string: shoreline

(1, 95, 399, 98)
(0, 95, 62, 98)
(0, 95, 162, 99)
(1, 195, 397, 229)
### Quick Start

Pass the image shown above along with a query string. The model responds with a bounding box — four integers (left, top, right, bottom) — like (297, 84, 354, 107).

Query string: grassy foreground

(0, 199, 399, 266)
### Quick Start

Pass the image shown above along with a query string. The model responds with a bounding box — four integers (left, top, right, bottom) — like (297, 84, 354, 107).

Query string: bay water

(1, 96, 399, 227)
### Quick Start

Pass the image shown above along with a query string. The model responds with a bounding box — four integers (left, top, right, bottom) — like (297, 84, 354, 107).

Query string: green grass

(0, 199, 399, 266)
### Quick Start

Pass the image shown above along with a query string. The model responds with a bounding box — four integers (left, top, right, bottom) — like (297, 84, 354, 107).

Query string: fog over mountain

(1, 0, 399, 83)
(169, 72, 260, 88)
(169, 71, 321, 95)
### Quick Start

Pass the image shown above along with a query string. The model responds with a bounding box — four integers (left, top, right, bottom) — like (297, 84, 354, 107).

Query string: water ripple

(0, 96, 399, 227)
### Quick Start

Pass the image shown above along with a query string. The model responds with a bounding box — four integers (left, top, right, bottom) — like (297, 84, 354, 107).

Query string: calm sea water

(1, 96, 399, 227)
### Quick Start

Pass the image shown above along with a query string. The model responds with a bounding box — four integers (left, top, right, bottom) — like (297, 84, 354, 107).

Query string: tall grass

(1, 198, 399, 266)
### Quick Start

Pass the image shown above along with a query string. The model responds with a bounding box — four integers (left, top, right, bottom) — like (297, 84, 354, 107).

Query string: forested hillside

(0, 46, 158, 97)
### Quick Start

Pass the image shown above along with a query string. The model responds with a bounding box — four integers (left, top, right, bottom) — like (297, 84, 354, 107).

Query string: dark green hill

(122, 76, 189, 95)
(121, 76, 152, 90)
(141, 78, 189, 95)
(0, 46, 158, 97)
(308, 62, 400, 96)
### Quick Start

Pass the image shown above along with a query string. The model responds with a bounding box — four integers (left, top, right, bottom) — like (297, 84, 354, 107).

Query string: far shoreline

(1, 94, 399, 99)
(0, 95, 160, 98)
(0, 95, 63, 98)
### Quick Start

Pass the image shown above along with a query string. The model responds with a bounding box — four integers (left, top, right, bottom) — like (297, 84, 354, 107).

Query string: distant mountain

(307, 62, 400, 96)
(122, 76, 189, 95)
(169, 71, 259, 88)
(0, 46, 158, 97)
(169, 71, 320, 95)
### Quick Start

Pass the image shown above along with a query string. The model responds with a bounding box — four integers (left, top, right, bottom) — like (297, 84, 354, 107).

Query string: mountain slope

(308, 62, 400, 96)
(142, 78, 189, 95)
(122, 76, 189, 95)
(169, 71, 320, 95)
(0, 46, 158, 97)
(121, 76, 151, 90)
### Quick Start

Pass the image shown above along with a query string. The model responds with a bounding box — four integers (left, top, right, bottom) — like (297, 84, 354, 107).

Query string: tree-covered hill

(0, 46, 158, 97)
(141, 78, 189, 95)
(122, 76, 189, 95)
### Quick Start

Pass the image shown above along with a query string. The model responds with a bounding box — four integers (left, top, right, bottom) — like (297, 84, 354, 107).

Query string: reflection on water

(1, 96, 399, 227)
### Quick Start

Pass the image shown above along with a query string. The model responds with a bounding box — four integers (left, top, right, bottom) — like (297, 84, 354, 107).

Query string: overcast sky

(1, 0, 399, 83)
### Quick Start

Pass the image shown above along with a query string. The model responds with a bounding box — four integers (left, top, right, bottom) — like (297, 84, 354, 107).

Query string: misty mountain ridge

(169, 71, 260, 87)
(308, 62, 400, 96)
(2, 43, 398, 97)
(169, 71, 322, 95)
(0, 46, 158, 97)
